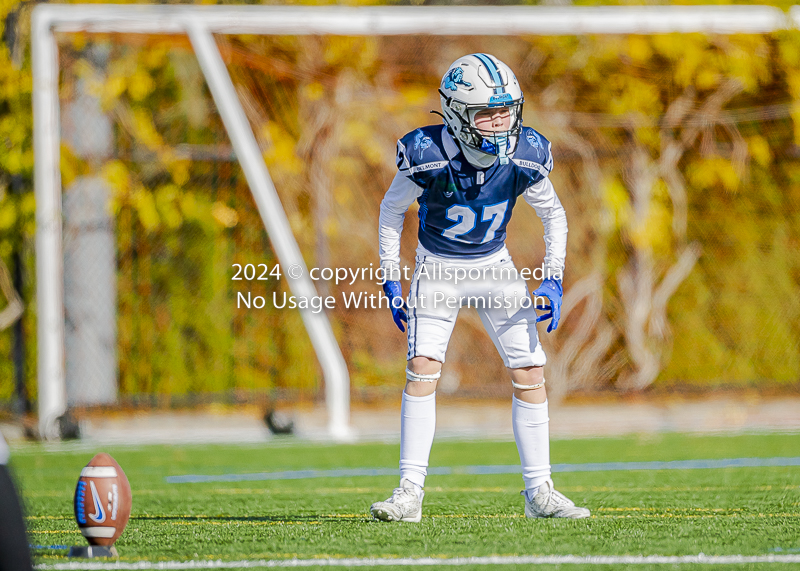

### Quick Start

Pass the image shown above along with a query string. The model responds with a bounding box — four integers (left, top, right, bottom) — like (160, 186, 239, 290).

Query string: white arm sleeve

(523, 176, 568, 279)
(379, 172, 424, 279)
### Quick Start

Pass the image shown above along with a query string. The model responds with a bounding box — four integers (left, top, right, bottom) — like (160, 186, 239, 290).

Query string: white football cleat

(523, 480, 591, 519)
(370, 479, 423, 523)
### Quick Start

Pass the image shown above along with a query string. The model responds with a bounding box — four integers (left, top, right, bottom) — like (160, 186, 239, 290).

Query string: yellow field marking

(428, 514, 523, 519)
(425, 487, 512, 493)
(151, 513, 367, 520)
(26, 516, 72, 521)
(28, 530, 80, 534)
(207, 486, 514, 494)
(26, 487, 518, 497)
(26, 508, 800, 530)
(208, 487, 387, 495)
(598, 513, 800, 519)
(25, 488, 185, 498)
(159, 513, 376, 525)
(170, 521, 320, 526)
(429, 512, 800, 520)
(157, 513, 524, 522)
(156, 511, 800, 522)
(596, 507, 743, 512)
(325, 515, 366, 520)
(561, 485, 800, 493)
(134, 484, 800, 495)
(35, 484, 794, 498)
(374, 514, 517, 520)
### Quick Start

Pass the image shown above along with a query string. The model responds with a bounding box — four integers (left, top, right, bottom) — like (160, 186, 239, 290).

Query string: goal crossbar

(32, 4, 798, 440)
(35, 4, 794, 35)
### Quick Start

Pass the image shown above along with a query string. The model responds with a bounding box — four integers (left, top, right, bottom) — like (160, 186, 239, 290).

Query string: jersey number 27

(442, 200, 509, 244)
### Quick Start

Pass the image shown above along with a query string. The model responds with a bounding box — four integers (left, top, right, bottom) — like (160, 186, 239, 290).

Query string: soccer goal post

(32, 4, 793, 441)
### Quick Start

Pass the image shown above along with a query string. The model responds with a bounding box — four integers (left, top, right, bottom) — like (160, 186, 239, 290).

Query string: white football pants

(405, 252, 546, 368)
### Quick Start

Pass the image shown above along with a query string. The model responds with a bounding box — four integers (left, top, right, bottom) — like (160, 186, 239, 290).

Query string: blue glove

(532, 278, 563, 333)
(383, 280, 408, 333)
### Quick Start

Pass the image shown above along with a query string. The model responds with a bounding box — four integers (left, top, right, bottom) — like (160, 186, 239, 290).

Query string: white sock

(399, 391, 436, 492)
(512, 396, 551, 499)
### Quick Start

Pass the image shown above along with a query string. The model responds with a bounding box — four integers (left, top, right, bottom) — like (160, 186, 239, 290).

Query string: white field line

(36, 554, 800, 569)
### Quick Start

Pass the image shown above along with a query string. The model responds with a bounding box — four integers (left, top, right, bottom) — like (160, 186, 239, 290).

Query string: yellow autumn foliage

(2, 1, 800, 406)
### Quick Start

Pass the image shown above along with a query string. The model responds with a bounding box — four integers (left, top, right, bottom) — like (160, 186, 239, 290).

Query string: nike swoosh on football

(88, 481, 106, 523)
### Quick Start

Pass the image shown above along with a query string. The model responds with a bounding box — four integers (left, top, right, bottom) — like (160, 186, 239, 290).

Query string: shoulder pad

(396, 126, 448, 175)
(512, 127, 553, 178)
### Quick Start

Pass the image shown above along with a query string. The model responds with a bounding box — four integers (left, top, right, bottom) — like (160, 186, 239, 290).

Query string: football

(73, 453, 132, 546)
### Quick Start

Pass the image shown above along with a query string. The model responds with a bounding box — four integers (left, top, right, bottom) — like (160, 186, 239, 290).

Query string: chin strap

(478, 134, 510, 165)
(496, 134, 509, 165)
(511, 377, 545, 390)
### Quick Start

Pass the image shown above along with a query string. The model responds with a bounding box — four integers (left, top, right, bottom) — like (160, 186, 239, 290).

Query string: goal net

(32, 5, 800, 439)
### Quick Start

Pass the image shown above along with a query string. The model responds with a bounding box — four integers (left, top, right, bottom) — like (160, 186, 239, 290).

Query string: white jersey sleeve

(379, 171, 424, 280)
(522, 176, 568, 279)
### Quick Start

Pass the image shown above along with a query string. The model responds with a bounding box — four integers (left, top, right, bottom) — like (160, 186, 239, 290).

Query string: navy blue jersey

(396, 125, 553, 257)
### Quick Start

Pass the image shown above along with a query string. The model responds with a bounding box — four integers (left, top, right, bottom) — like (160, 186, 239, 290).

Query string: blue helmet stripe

(473, 53, 504, 93)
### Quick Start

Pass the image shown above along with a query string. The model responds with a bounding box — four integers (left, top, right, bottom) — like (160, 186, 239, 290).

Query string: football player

(0, 432, 34, 571)
(371, 53, 589, 522)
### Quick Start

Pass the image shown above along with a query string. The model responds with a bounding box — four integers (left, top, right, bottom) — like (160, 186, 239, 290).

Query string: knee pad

(512, 377, 546, 390)
(406, 368, 442, 383)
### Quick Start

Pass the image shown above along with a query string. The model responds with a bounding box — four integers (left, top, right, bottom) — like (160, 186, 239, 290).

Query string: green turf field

(10, 432, 800, 570)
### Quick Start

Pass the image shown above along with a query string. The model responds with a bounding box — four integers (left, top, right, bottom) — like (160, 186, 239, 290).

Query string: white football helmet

(438, 53, 524, 164)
